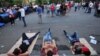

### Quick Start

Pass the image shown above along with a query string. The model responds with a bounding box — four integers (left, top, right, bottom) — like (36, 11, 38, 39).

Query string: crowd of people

(74, 1, 100, 16)
(0, 5, 34, 27)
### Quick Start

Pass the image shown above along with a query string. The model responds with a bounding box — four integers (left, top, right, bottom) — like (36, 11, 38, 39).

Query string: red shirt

(82, 46, 90, 53)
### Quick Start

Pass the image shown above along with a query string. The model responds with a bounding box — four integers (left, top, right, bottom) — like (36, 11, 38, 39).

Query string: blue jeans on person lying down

(67, 32, 79, 45)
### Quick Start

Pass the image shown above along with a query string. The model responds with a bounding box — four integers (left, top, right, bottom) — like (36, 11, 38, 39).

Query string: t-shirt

(50, 5, 55, 11)
(74, 3, 78, 7)
(89, 2, 93, 8)
(19, 8, 25, 17)
(56, 4, 61, 10)
(36, 7, 42, 14)
(82, 46, 90, 53)
(6, 9, 13, 15)
(19, 40, 30, 53)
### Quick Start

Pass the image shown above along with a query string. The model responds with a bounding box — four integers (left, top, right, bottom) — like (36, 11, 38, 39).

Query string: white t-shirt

(23, 40, 29, 45)
(56, 4, 61, 10)
(82, 2, 85, 5)
(74, 3, 78, 7)
(19, 8, 25, 17)
(6, 9, 13, 14)
(89, 2, 93, 8)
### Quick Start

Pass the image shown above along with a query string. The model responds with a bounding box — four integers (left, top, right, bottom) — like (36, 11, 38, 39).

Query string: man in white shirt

(56, 4, 61, 15)
(19, 6, 27, 27)
(74, 2, 78, 12)
(88, 1, 93, 13)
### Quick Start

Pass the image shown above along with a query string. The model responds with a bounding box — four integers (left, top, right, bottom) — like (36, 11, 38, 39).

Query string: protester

(82, 2, 86, 9)
(97, 2, 100, 15)
(60, 3, 67, 16)
(19, 6, 27, 27)
(6, 6, 15, 25)
(74, 2, 78, 12)
(56, 3, 61, 16)
(7, 32, 40, 56)
(50, 3, 55, 17)
(36, 5, 43, 24)
(46, 4, 50, 15)
(88, 1, 93, 13)
(84, 2, 89, 13)
(63, 31, 91, 56)
(41, 29, 58, 56)
(67, 2, 72, 12)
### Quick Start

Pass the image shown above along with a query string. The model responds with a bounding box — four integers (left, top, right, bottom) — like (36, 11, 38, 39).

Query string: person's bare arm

(53, 54, 59, 56)
(7, 53, 15, 56)
(18, 51, 29, 56)
(70, 46, 75, 54)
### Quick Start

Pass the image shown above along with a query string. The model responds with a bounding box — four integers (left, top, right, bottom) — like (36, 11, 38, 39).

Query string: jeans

(67, 32, 79, 45)
(22, 17, 27, 27)
(43, 31, 52, 42)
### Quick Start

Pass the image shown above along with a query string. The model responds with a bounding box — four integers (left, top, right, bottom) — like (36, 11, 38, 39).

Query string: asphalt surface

(0, 8, 100, 56)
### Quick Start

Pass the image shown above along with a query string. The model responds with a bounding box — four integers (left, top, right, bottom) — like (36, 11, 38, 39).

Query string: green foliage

(35, 0, 65, 4)
(35, 0, 42, 4)
(75, 0, 81, 2)
(12, 0, 22, 5)
(0, 0, 22, 7)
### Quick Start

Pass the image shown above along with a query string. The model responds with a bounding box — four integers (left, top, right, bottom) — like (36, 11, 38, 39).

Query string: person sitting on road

(7, 32, 40, 56)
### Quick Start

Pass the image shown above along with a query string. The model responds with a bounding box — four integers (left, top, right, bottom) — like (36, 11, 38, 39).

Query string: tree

(0, 0, 22, 7)
(75, 0, 81, 2)
(35, 0, 42, 4)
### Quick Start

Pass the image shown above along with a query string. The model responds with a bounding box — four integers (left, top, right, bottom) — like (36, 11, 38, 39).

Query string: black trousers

(22, 32, 40, 44)
(10, 18, 15, 24)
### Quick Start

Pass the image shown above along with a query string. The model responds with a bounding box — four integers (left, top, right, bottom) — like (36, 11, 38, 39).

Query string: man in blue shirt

(36, 5, 43, 24)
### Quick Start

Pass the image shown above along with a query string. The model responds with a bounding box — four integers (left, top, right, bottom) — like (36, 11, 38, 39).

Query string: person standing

(88, 1, 93, 13)
(50, 3, 55, 17)
(56, 3, 61, 16)
(97, 2, 100, 16)
(36, 5, 43, 24)
(84, 2, 89, 13)
(6, 6, 15, 25)
(68, 2, 72, 12)
(19, 6, 27, 27)
(74, 2, 78, 12)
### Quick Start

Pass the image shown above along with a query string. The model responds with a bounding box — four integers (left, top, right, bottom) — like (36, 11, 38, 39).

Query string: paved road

(0, 8, 100, 56)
